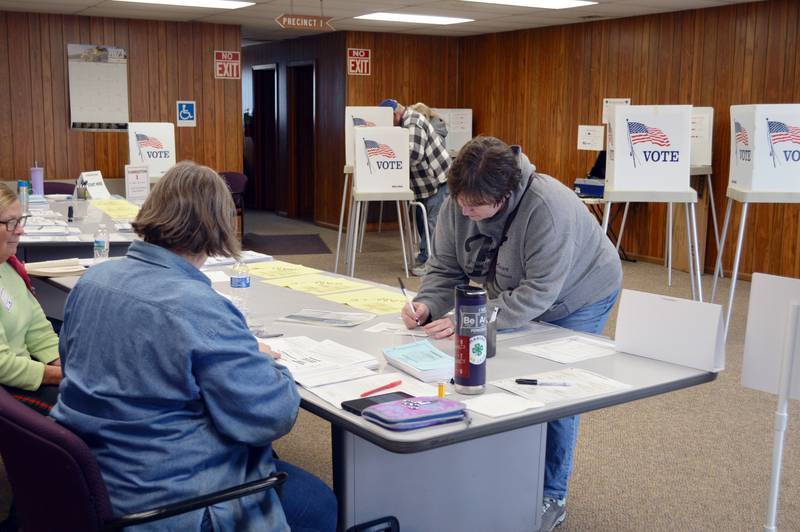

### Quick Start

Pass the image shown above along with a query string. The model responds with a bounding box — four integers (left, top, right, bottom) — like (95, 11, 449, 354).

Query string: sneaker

(539, 497, 566, 532)
(411, 263, 427, 277)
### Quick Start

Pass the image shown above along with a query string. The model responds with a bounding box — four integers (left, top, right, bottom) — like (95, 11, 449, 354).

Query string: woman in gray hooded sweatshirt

(402, 135, 622, 532)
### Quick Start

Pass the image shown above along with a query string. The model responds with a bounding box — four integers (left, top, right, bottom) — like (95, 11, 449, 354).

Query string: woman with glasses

(0, 182, 61, 414)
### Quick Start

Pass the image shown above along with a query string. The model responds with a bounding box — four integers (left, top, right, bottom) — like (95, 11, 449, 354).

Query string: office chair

(42, 181, 76, 195)
(0, 387, 287, 531)
(219, 171, 248, 241)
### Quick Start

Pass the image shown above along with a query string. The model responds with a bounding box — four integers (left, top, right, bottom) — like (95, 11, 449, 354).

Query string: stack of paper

(265, 336, 380, 388)
(382, 340, 453, 382)
(25, 258, 87, 278)
(511, 335, 617, 364)
(203, 250, 273, 267)
(24, 216, 73, 236)
(279, 309, 375, 327)
(114, 222, 134, 233)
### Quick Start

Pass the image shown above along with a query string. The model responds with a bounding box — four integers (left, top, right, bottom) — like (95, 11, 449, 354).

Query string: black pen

(260, 333, 284, 339)
(515, 378, 572, 386)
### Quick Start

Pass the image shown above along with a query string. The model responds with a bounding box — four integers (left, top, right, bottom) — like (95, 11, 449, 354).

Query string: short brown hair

(132, 162, 240, 258)
(448, 136, 522, 206)
(0, 183, 18, 215)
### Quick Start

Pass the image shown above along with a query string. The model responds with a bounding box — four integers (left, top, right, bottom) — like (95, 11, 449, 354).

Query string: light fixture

(355, 13, 473, 25)
(112, 0, 254, 9)
(461, 0, 597, 8)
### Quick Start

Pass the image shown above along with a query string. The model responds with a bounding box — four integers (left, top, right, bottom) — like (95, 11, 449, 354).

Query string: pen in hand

(515, 378, 572, 387)
(397, 277, 420, 326)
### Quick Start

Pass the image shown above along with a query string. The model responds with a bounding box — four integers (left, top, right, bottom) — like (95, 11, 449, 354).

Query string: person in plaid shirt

(380, 98, 452, 275)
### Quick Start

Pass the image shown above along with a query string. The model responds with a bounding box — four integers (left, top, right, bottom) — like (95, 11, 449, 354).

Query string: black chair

(0, 387, 287, 531)
(219, 171, 248, 241)
(43, 181, 76, 195)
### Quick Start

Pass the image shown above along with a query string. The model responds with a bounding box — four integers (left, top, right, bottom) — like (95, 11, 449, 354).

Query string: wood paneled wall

(345, 32, 460, 109)
(243, 32, 347, 226)
(459, 0, 800, 277)
(0, 11, 242, 183)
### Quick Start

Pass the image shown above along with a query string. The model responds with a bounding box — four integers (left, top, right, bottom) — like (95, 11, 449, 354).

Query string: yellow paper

(263, 273, 371, 296)
(321, 287, 407, 315)
(248, 260, 321, 279)
(90, 199, 140, 221)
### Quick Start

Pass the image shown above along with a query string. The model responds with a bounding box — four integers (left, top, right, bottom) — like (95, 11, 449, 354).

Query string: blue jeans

(415, 185, 448, 264)
(275, 460, 337, 532)
(541, 290, 619, 500)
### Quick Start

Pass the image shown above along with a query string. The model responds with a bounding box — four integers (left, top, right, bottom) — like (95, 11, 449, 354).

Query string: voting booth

(712, 104, 800, 339)
(603, 105, 704, 301)
(127, 122, 176, 181)
(606, 105, 692, 192)
(729, 104, 800, 192)
(341, 127, 416, 277)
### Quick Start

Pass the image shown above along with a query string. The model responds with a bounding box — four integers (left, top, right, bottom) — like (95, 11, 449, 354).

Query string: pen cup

(487, 317, 497, 359)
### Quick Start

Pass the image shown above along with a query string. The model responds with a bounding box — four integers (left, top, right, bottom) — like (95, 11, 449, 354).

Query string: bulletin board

(432, 108, 472, 153)
(67, 44, 129, 130)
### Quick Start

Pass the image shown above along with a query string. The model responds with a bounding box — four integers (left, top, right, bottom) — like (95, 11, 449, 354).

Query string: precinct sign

(275, 14, 334, 31)
(214, 50, 240, 79)
(348, 48, 370, 76)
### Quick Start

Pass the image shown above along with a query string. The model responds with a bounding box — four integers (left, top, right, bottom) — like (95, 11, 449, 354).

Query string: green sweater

(0, 262, 59, 390)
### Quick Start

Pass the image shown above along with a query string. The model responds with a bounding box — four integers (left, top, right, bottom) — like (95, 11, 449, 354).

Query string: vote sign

(606, 105, 692, 192)
(730, 104, 800, 192)
(353, 127, 410, 195)
(214, 50, 240, 79)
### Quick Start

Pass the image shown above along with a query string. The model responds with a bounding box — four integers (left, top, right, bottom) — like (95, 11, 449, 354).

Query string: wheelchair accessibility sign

(177, 101, 196, 127)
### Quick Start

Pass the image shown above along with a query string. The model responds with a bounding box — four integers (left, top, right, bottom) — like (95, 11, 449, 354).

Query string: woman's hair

(408, 102, 433, 120)
(447, 136, 522, 206)
(0, 183, 18, 215)
(132, 162, 240, 258)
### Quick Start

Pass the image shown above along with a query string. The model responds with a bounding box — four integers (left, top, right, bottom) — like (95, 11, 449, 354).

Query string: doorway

(250, 65, 277, 211)
(286, 62, 315, 221)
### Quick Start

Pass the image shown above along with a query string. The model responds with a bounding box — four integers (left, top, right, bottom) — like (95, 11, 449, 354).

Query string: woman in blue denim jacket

(51, 162, 336, 531)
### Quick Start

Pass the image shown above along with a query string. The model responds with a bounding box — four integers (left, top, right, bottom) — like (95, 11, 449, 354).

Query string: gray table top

(47, 265, 715, 453)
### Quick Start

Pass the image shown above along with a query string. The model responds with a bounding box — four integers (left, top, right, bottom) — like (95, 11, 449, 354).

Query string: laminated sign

(353, 127, 410, 195)
(606, 105, 692, 192)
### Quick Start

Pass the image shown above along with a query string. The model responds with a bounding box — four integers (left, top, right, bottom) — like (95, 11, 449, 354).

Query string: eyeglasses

(0, 215, 29, 231)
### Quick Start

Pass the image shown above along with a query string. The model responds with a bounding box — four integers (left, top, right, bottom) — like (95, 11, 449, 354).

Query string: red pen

(359, 379, 402, 398)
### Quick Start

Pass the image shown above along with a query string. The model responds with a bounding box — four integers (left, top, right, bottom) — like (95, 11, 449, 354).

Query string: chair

(219, 171, 248, 241)
(0, 387, 287, 531)
(43, 181, 76, 195)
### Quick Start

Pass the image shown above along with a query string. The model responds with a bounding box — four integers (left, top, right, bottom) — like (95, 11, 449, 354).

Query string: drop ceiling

(0, 0, 760, 43)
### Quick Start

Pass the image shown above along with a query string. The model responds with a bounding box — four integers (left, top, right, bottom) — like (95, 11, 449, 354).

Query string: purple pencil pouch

(362, 396, 467, 431)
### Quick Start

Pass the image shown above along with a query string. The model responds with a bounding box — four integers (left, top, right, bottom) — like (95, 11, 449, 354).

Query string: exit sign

(348, 48, 370, 76)
(214, 50, 240, 79)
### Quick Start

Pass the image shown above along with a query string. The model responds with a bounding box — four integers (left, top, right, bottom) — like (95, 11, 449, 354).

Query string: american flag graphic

(767, 120, 800, 145)
(734, 121, 749, 146)
(364, 139, 396, 158)
(353, 117, 376, 127)
(136, 133, 163, 149)
(628, 121, 671, 147)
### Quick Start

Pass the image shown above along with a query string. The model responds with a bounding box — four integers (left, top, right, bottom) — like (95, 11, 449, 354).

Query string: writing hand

(258, 342, 282, 360)
(424, 317, 456, 339)
(401, 301, 430, 329)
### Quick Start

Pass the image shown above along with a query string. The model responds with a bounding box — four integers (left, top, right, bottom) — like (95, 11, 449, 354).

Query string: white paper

(577, 125, 605, 151)
(203, 250, 273, 267)
(614, 289, 724, 372)
(309, 372, 437, 409)
(80, 171, 111, 199)
(497, 321, 558, 342)
(364, 322, 429, 337)
(204, 270, 229, 284)
(511, 335, 616, 364)
(463, 393, 543, 417)
(265, 337, 380, 388)
(493, 367, 631, 406)
(124, 164, 150, 204)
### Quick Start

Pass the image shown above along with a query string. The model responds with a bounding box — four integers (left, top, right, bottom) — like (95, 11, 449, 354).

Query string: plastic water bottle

(229, 261, 252, 316)
(17, 180, 29, 214)
(93, 224, 110, 260)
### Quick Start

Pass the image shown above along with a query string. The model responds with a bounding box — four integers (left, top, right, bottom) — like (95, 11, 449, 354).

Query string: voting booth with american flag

(344, 106, 393, 168)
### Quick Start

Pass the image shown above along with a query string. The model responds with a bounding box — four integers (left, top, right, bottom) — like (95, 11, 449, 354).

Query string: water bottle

(453, 284, 488, 395)
(17, 180, 29, 214)
(93, 224, 110, 260)
(229, 261, 252, 316)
